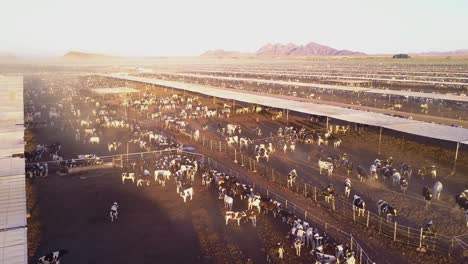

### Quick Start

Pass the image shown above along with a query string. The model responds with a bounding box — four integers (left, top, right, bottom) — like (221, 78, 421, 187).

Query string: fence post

(210, 140, 212, 151)
(234, 149, 238, 163)
(272, 168, 275, 181)
(253, 161, 257, 172)
(366, 210, 370, 227)
(407, 227, 410, 246)
(219, 141, 221, 152)
(314, 187, 317, 201)
(353, 208, 356, 222)
(267, 189, 269, 197)
(332, 197, 335, 211)
(249, 159, 252, 171)
(419, 228, 423, 249)
(120, 154, 123, 167)
(241, 154, 245, 167)
(285, 200, 288, 208)
(304, 183, 307, 197)
(203, 137, 205, 147)
(379, 218, 382, 234)
(394, 222, 397, 242)
(305, 211, 307, 219)
(350, 235, 353, 250)
(359, 248, 363, 264)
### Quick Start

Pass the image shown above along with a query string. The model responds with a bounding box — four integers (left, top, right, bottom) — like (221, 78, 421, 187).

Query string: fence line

(175, 130, 465, 263)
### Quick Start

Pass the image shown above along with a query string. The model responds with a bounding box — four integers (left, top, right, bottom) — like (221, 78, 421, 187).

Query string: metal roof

(163, 73, 468, 102)
(104, 74, 468, 143)
(0, 228, 27, 264)
(0, 76, 26, 264)
(91, 87, 139, 95)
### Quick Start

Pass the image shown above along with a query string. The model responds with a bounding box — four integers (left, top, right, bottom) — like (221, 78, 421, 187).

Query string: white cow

(89, 136, 100, 144)
(122, 172, 135, 184)
(224, 194, 234, 210)
(433, 181, 443, 200)
(155, 170, 171, 186)
(318, 160, 333, 176)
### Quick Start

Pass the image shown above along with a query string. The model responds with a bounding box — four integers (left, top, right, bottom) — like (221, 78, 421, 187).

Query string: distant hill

(201, 49, 252, 57)
(201, 42, 366, 57)
(256, 42, 365, 56)
(63, 51, 118, 60)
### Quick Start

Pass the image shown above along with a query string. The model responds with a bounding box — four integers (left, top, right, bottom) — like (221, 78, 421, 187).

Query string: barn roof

(91, 87, 139, 95)
(103, 74, 468, 143)
(166, 72, 468, 103)
(0, 76, 27, 264)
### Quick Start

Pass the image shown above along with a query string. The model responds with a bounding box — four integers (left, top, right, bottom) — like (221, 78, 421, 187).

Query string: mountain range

(202, 42, 366, 57)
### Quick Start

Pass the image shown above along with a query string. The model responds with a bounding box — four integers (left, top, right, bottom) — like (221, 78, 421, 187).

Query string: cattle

(122, 172, 135, 184)
(333, 139, 342, 149)
(225, 211, 246, 226)
(154, 170, 171, 186)
(377, 200, 397, 222)
(353, 195, 365, 217)
(344, 178, 351, 198)
(180, 186, 193, 203)
(422, 186, 432, 207)
(400, 177, 409, 194)
(37, 250, 69, 264)
(433, 181, 443, 200)
(357, 166, 368, 182)
(369, 164, 377, 180)
(287, 169, 297, 188)
(392, 170, 401, 187)
(245, 209, 258, 226)
(455, 190, 468, 210)
(110, 202, 119, 222)
(224, 194, 234, 210)
(248, 194, 261, 213)
(318, 160, 333, 176)
(346, 161, 353, 177)
(322, 184, 336, 203)
(89, 136, 100, 144)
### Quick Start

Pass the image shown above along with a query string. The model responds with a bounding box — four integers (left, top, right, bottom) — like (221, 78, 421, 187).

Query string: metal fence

(177, 131, 466, 263)
(203, 155, 376, 264)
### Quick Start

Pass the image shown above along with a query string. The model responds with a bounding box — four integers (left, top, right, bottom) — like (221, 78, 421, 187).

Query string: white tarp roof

(166, 72, 468, 102)
(104, 74, 468, 143)
(91, 87, 139, 95)
(0, 228, 27, 264)
(0, 76, 26, 264)
(0, 174, 26, 230)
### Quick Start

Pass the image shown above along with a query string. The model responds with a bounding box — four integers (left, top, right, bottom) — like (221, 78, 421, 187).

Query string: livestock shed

(102, 74, 468, 171)
(90, 87, 139, 96)
(0, 75, 27, 264)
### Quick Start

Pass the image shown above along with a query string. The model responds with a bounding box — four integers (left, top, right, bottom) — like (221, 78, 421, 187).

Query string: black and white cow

(344, 178, 351, 198)
(37, 249, 69, 264)
(353, 195, 365, 217)
(377, 200, 397, 222)
(110, 202, 119, 222)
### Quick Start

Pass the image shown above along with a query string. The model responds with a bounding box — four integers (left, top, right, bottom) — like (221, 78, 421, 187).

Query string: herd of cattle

(25, 76, 468, 264)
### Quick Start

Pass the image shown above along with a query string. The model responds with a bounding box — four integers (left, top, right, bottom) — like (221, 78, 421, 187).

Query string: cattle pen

(27, 149, 377, 264)
(102, 74, 468, 174)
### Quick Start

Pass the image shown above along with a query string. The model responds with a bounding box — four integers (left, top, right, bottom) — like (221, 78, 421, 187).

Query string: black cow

(422, 186, 432, 207)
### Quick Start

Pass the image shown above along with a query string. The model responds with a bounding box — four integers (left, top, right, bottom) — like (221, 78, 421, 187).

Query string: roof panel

(104, 74, 468, 143)
(0, 174, 26, 229)
(0, 228, 27, 264)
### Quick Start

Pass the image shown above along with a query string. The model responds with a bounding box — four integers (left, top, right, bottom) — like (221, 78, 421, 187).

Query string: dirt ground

(27, 167, 321, 264)
(25, 74, 468, 264)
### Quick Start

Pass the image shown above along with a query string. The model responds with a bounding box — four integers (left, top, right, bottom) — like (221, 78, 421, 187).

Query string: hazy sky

(1, 0, 467, 57)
